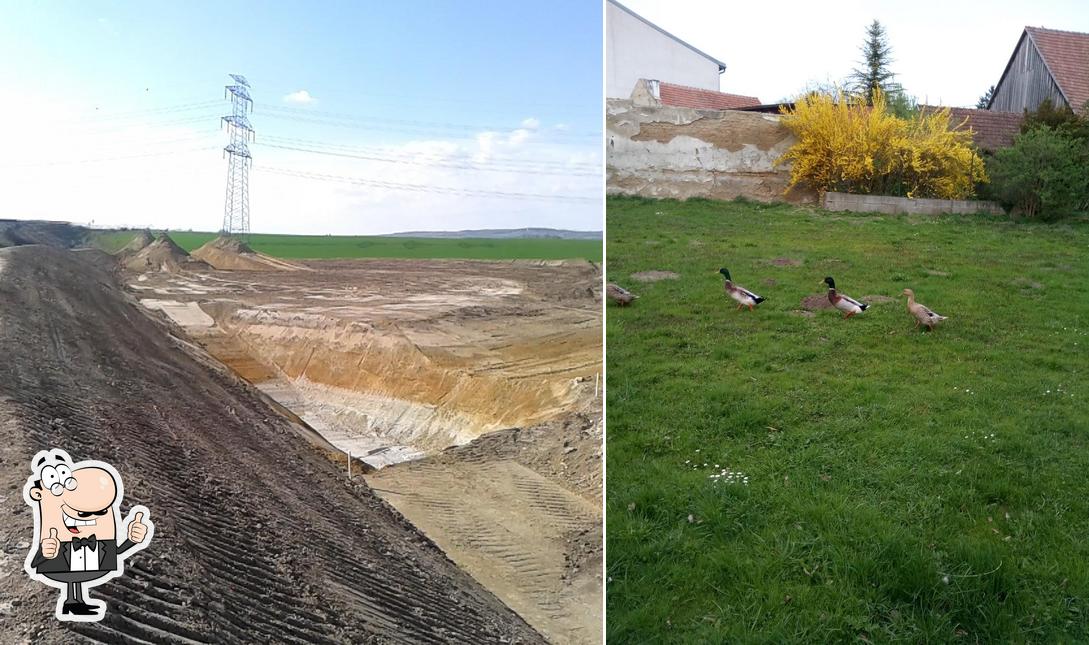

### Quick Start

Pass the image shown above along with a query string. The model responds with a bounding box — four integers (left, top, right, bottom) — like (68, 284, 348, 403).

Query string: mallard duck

(903, 288, 947, 330)
(606, 283, 638, 306)
(719, 268, 766, 311)
(823, 277, 868, 318)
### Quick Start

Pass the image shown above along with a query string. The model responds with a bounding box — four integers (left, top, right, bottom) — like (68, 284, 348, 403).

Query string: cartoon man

(22, 448, 153, 621)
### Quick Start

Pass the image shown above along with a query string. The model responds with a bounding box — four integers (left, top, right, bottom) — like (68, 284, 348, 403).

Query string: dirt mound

(116, 229, 154, 256)
(0, 219, 87, 249)
(0, 245, 542, 644)
(123, 234, 208, 273)
(191, 235, 304, 271)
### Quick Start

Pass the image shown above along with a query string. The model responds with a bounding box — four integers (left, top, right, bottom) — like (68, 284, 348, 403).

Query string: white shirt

(70, 543, 99, 572)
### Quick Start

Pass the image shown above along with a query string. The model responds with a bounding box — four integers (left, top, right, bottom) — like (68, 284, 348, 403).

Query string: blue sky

(0, 1, 603, 234)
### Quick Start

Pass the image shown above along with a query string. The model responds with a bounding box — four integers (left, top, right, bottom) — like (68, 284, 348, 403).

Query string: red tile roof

(1026, 27, 1089, 113)
(658, 82, 761, 111)
(925, 106, 1023, 152)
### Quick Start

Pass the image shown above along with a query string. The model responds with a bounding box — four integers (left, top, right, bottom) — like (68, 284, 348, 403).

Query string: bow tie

(71, 536, 97, 550)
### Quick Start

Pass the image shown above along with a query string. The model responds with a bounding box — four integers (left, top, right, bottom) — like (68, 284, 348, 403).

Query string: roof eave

(608, 0, 727, 70)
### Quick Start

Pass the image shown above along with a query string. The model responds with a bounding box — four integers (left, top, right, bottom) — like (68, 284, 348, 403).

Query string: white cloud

(520, 117, 540, 129)
(0, 88, 601, 235)
(283, 90, 317, 105)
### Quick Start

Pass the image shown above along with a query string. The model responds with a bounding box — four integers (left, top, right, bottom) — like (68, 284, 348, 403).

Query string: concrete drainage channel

(127, 255, 604, 644)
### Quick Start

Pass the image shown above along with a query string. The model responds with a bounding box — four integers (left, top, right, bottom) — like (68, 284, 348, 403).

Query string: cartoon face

(29, 463, 118, 542)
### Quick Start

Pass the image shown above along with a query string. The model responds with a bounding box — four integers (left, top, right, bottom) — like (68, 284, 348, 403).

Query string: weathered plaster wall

(606, 99, 815, 204)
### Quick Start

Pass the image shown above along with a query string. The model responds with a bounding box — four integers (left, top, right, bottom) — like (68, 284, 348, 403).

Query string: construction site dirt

(0, 230, 602, 644)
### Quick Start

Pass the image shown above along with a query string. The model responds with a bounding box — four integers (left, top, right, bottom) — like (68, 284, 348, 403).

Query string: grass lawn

(91, 230, 602, 261)
(606, 197, 1089, 642)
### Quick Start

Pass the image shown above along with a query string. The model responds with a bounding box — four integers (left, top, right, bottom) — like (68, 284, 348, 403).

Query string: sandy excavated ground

(367, 413, 603, 645)
(129, 258, 602, 464)
(119, 250, 603, 644)
(0, 245, 542, 644)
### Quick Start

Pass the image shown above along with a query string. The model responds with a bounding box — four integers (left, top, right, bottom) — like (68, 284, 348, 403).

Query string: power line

(258, 111, 599, 145)
(256, 166, 599, 203)
(0, 147, 217, 169)
(52, 100, 223, 125)
(58, 113, 223, 138)
(259, 134, 601, 170)
(255, 142, 600, 178)
(258, 103, 600, 138)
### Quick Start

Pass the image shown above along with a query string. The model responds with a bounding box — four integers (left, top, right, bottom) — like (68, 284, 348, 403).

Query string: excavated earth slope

(0, 245, 543, 644)
(129, 258, 602, 464)
(116, 229, 154, 256)
(191, 235, 304, 271)
(0, 219, 87, 249)
(119, 253, 604, 642)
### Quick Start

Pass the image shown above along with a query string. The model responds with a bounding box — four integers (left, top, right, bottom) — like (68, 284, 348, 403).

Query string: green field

(92, 230, 602, 261)
(606, 197, 1089, 642)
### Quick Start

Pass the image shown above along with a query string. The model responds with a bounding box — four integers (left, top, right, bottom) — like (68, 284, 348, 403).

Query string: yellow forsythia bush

(777, 90, 987, 199)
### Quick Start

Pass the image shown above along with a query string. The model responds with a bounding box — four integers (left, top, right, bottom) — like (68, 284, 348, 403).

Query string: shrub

(987, 126, 1089, 220)
(777, 90, 986, 199)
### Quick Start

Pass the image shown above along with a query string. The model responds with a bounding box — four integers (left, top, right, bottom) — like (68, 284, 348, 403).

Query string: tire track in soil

(367, 458, 602, 645)
(0, 246, 544, 645)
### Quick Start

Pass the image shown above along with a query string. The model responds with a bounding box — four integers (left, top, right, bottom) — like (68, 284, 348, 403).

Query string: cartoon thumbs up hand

(41, 528, 60, 559)
(128, 511, 148, 543)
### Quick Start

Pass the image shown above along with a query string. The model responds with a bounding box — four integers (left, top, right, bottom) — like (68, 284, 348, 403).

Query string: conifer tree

(850, 20, 895, 105)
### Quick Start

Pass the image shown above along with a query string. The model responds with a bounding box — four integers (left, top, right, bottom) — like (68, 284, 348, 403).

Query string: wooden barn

(988, 27, 1089, 114)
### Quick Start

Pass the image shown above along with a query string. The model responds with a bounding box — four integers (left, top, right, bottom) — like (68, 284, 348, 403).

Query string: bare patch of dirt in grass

(1013, 277, 1043, 290)
(631, 270, 679, 283)
(861, 295, 895, 304)
(763, 257, 802, 266)
(801, 294, 833, 310)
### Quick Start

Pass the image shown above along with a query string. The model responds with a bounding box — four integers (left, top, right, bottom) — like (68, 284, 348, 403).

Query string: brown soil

(190, 235, 304, 271)
(122, 234, 209, 273)
(860, 295, 895, 304)
(801, 294, 834, 310)
(630, 270, 679, 282)
(0, 245, 543, 644)
(131, 258, 602, 454)
(367, 412, 602, 645)
(764, 257, 802, 266)
(0, 219, 87, 249)
(122, 255, 603, 641)
(117, 229, 154, 256)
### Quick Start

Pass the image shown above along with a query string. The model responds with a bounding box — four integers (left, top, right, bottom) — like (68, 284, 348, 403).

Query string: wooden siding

(991, 33, 1068, 112)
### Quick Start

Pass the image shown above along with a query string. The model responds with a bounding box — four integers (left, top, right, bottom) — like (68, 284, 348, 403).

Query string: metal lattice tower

(221, 74, 254, 236)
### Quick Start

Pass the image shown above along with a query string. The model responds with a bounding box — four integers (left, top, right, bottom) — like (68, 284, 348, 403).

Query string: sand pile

(191, 235, 303, 271)
(116, 229, 154, 256)
(123, 234, 209, 272)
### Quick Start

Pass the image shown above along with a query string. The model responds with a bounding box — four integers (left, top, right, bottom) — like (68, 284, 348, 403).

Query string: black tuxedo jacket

(30, 538, 137, 575)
